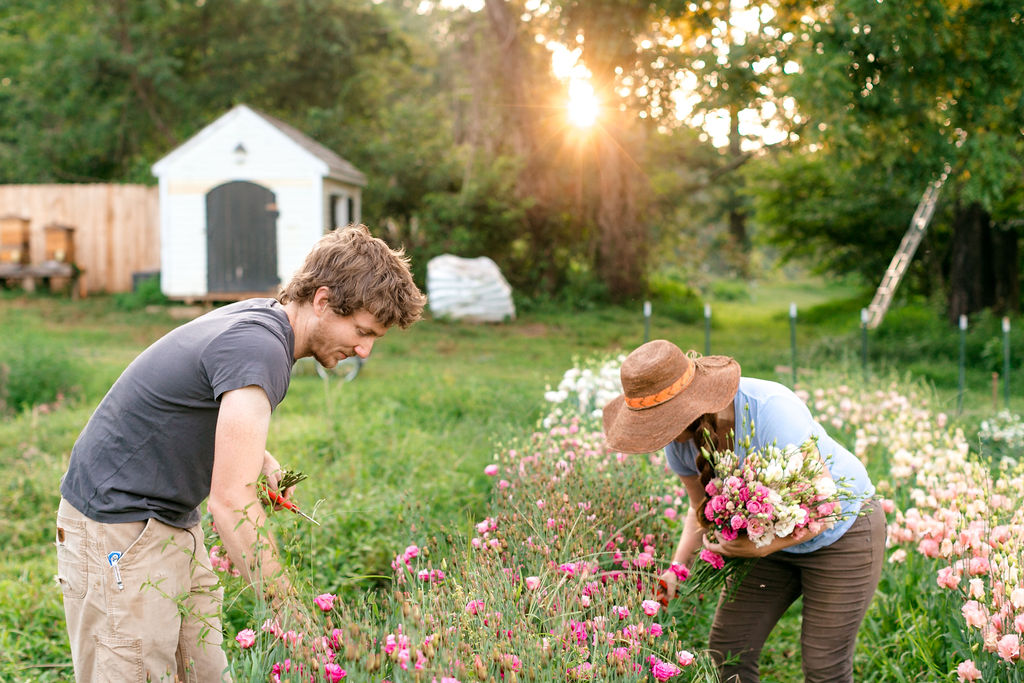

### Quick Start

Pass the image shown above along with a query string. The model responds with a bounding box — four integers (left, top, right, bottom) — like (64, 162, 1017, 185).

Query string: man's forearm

(209, 494, 290, 598)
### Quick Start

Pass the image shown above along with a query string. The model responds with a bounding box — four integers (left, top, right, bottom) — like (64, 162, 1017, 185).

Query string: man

(55, 225, 426, 682)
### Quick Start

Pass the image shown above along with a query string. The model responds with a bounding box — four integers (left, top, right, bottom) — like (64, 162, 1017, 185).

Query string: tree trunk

(947, 201, 1020, 323)
(595, 115, 647, 300)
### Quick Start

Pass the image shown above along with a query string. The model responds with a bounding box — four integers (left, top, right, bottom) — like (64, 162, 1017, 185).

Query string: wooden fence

(0, 184, 159, 295)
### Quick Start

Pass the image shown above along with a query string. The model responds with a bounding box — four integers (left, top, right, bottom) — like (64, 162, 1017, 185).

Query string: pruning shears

(263, 485, 320, 526)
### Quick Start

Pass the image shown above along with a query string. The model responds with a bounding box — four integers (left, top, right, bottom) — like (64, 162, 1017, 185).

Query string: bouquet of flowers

(681, 437, 851, 600)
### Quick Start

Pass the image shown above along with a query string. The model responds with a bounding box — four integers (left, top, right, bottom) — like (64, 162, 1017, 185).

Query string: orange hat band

(624, 364, 695, 410)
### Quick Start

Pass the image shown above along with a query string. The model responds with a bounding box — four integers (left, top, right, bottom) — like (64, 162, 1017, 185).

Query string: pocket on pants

(56, 512, 89, 600)
(93, 633, 145, 682)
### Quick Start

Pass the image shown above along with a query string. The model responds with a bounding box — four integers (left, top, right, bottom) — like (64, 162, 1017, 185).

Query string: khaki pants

(710, 502, 886, 683)
(56, 498, 231, 682)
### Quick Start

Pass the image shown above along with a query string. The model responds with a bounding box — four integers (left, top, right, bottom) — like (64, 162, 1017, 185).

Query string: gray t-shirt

(61, 298, 295, 528)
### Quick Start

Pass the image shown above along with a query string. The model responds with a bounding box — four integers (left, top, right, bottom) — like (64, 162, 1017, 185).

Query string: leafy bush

(708, 279, 750, 302)
(112, 273, 169, 311)
(647, 272, 701, 323)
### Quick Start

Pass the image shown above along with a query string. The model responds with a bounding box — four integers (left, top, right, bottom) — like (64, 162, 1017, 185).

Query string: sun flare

(567, 79, 600, 128)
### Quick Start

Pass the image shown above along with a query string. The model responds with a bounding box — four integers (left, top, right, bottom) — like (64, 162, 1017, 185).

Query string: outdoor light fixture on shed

(233, 142, 247, 165)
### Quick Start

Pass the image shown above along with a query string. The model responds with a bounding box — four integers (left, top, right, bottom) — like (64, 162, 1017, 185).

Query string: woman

(602, 339, 884, 683)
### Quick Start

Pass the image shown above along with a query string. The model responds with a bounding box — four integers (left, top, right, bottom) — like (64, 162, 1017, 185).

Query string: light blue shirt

(665, 377, 874, 553)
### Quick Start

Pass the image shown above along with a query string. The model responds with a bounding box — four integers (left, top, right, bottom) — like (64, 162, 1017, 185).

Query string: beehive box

(43, 224, 76, 263)
(0, 215, 30, 264)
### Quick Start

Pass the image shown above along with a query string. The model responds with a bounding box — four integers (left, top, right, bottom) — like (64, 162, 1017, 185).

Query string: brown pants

(710, 502, 885, 683)
(56, 498, 231, 682)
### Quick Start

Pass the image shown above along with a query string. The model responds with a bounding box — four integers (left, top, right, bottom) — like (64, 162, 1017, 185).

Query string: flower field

(210, 353, 1024, 682)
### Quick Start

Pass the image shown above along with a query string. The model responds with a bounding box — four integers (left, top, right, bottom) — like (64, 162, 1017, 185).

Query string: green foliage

(647, 271, 702, 323)
(111, 273, 168, 311)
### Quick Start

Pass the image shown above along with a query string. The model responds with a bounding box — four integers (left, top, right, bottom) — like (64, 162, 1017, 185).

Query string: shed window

(330, 193, 351, 230)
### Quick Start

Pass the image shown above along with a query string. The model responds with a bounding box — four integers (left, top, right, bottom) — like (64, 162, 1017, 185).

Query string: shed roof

(151, 104, 366, 186)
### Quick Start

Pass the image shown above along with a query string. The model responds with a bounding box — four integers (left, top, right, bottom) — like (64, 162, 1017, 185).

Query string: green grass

(1, 278, 1021, 680)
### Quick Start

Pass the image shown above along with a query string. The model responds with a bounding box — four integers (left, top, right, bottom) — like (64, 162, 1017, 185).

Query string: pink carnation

(235, 628, 256, 649)
(484, 464, 499, 476)
(525, 576, 540, 590)
(314, 593, 336, 612)
(676, 650, 694, 667)
(651, 658, 681, 681)
(324, 662, 347, 682)
(642, 599, 660, 617)
(699, 549, 725, 570)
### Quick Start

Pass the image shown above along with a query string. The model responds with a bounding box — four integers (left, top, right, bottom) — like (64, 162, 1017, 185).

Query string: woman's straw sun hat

(602, 339, 740, 454)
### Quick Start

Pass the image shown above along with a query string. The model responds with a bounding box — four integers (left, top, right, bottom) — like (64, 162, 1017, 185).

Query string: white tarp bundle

(426, 254, 516, 322)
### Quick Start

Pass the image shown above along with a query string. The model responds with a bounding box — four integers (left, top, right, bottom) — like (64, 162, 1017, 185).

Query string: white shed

(151, 104, 366, 299)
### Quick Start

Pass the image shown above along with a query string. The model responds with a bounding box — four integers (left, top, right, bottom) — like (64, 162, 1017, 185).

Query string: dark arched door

(206, 181, 279, 293)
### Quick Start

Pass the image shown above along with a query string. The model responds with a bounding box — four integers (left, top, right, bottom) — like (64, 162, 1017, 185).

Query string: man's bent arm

(207, 386, 291, 603)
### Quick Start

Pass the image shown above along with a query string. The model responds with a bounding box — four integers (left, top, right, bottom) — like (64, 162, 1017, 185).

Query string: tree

(749, 0, 1024, 321)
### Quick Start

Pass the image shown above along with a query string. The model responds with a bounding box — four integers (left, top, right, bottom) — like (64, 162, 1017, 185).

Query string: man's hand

(261, 451, 297, 509)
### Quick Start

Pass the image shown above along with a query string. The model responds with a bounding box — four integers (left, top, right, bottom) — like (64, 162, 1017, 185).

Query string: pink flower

(962, 600, 988, 629)
(699, 549, 725, 570)
(612, 605, 629, 620)
(1015, 614, 1024, 634)
(484, 464, 499, 476)
(936, 567, 960, 590)
(404, 545, 420, 560)
(997, 634, 1020, 662)
(498, 479, 510, 489)
(956, 659, 981, 681)
(314, 593, 336, 612)
(650, 658, 681, 681)
(642, 599, 660, 617)
(500, 654, 522, 672)
(525, 576, 540, 590)
(968, 556, 990, 576)
(669, 563, 690, 582)
(634, 552, 653, 568)
(676, 650, 694, 667)
(235, 628, 256, 649)
(664, 507, 678, 520)
(324, 662, 347, 682)
(465, 599, 485, 615)
(649, 623, 663, 637)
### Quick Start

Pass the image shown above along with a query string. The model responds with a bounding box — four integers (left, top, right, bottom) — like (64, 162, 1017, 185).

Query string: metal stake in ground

(1004, 316, 1012, 409)
(790, 302, 798, 387)
(704, 303, 712, 356)
(958, 315, 967, 414)
(643, 301, 651, 344)
(860, 308, 869, 380)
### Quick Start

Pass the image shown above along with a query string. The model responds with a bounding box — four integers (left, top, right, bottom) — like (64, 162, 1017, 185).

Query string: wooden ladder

(864, 165, 951, 329)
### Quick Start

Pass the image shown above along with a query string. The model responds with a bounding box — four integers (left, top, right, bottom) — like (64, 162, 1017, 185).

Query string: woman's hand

(703, 534, 767, 559)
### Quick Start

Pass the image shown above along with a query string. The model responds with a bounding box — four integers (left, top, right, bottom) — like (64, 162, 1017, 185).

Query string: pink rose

(324, 662, 347, 682)
(314, 593, 336, 612)
(484, 464, 499, 476)
(730, 515, 747, 530)
(676, 650, 694, 667)
(956, 660, 981, 681)
(642, 599, 660, 616)
(235, 628, 256, 649)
